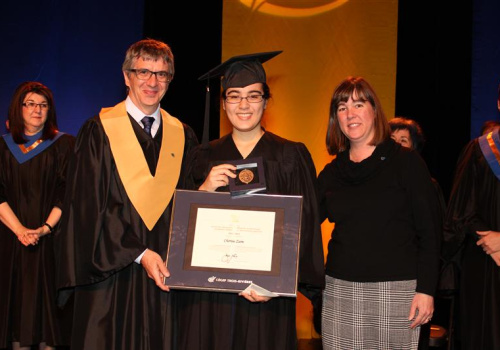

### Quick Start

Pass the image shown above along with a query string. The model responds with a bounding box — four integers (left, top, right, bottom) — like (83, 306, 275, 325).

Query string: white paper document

(190, 207, 276, 271)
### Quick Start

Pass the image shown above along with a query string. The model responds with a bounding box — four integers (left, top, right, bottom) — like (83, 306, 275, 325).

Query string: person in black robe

(0, 81, 74, 350)
(55, 39, 198, 350)
(174, 51, 325, 350)
(389, 116, 447, 221)
(389, 116, 448, 350)
(442, 128, 500, 349)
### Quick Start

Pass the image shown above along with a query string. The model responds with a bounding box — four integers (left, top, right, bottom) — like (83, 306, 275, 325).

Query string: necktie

(141, 116, 154, 137)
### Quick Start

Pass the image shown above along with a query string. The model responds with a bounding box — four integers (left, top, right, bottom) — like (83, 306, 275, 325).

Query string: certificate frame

(165, 189, 302, 297)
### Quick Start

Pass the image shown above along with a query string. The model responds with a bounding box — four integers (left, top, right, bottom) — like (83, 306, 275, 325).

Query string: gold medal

(238, 169, 254, 184)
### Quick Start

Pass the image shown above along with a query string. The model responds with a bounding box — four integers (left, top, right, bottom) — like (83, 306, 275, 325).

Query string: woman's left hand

(19, 234, 37, 246)
(15, 226, 39, 246)
(408, 292, 434, 329)
(239, 290, 271, 303)
(26, 226, 46, 239)
(24, 226, 47, 245)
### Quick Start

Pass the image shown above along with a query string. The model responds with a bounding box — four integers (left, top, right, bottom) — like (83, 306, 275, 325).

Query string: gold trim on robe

(486, 131, 500, 164)
(100, 101, 185, 230)
(19, 139, 43, 153)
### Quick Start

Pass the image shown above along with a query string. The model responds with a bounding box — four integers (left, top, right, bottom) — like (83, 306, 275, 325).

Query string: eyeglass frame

(22, 102, 50, 110)
(224, 94, 265, 104)
(127, 68, 173, 83)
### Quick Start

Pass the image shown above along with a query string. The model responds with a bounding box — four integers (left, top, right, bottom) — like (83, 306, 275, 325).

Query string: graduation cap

(198, 50, 283, 145)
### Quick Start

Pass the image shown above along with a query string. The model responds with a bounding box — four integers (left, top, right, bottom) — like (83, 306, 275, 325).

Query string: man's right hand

(141, 249, 170, 291)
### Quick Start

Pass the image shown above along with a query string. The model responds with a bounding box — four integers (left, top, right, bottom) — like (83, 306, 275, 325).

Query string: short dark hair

(8, 81, 58, 144)
(122, 38, 175, 80)
(326, 76, 390, 155)
(389, 117, 426, 153)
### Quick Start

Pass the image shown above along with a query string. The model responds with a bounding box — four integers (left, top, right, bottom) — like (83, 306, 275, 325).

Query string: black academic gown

(55, 115, 198, 350)
(174, 131, 325, 350)
(442, 137, 500, 350)
(0, 133, 75, 348)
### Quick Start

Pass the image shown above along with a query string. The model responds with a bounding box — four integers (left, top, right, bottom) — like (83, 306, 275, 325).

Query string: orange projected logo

(239, 0, 348, 17)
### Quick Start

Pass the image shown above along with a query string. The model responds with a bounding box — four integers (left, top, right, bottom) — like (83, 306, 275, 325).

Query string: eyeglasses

(22, 102, 49, 110)
(128, 68, 172, 83)
(225, 94, 264, 104)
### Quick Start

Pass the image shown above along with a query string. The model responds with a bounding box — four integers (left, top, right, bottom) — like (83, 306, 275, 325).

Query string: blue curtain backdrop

(471, 0, 500, 138)
(0, 0, 144, 136)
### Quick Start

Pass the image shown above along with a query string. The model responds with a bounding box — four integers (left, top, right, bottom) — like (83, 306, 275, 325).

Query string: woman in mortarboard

(175, 52, 325, 350)
(0, 81, 74, 350)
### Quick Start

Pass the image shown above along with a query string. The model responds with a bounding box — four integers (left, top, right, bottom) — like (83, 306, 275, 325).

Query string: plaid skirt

(322, 276, 420, 350)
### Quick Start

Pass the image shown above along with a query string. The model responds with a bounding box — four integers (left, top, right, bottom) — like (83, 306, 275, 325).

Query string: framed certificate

(165, 189, 302, 296)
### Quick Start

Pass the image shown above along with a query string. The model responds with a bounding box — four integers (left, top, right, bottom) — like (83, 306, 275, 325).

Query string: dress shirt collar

(125, 96, 161, 137)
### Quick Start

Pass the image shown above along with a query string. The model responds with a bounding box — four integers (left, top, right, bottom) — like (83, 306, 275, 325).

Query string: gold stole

(19, 139, 43, 153)
(100, 101, 185, 230)
(479, 130, 500, 180)
(485, 131, 500, 164)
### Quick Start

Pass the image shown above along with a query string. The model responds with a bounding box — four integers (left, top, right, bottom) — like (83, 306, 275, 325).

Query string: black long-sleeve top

(318, 139, 441, 296)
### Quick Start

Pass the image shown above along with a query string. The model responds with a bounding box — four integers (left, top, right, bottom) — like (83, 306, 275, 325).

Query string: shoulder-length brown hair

(8, 81, 58, 144)
(325, 76, 390, 155)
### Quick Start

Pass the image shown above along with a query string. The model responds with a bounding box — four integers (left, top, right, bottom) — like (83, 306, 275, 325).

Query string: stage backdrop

(221, 0, 398, 339)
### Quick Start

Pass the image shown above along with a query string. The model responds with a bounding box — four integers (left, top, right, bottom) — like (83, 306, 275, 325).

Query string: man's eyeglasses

(225, 94, 264, 104)
(128, 69, 172, 83)
(22, 102, 49, 110)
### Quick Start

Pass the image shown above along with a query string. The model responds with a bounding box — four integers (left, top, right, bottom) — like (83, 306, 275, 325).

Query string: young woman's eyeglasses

(225, 94, 264, 104)
(22, 102, 49, 110)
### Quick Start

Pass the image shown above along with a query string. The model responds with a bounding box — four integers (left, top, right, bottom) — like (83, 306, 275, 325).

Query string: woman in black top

(318, 76, 440, 350)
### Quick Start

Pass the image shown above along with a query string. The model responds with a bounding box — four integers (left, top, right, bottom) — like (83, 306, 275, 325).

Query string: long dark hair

(8, 81, 58, 144)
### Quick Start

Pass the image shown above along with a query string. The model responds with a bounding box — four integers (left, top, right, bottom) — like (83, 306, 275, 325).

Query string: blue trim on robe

(2, 130, 65, 164)
(479, 130, 500, 180)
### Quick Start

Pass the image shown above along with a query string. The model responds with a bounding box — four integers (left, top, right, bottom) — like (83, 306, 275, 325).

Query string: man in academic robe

(443, 127, 500, 349)
(55, 38, 198, 350)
